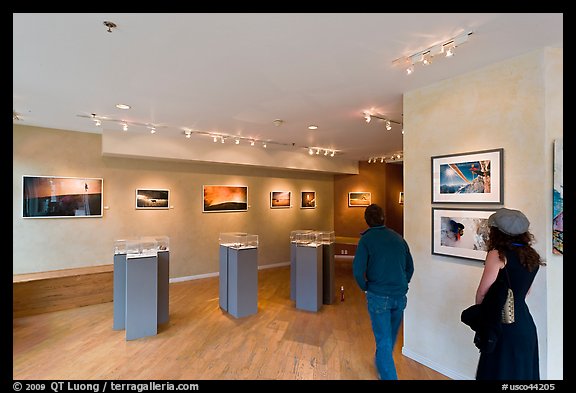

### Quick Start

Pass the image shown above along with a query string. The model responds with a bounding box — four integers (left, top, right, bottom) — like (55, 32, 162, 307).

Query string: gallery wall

(13, 125, 334, 278)
(402, 47, 563, 380)
(334, 161, 403, 238)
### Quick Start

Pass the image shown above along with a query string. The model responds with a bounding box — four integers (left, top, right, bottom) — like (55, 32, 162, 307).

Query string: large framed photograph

(136, 189, 170, 209)
(23, 175, 103, 218)
(270, 191, 291, 209)
(203, 185, 248, 212)
(301, 191, 316, 209)
(431, 148, 503, 204)
(348, 192, 371, 207)
(432, 208, 496, 261)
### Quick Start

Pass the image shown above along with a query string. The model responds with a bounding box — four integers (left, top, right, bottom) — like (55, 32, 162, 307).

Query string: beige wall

(403, 48, 562, 379)
(334, 161, 403, 237)
(13, 125, 334, 277)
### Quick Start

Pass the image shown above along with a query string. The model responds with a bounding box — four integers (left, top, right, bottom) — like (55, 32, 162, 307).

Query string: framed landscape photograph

(431, 148, 503, 204)
(136, 189, 170, 209)
(348, 192, 371, 207)
(23, 175, 103, 218)
(301, 191, 316, 209)
(203, 185, 248, 212)
(270, 191, 291, 208)
(432, 208, 496, 261)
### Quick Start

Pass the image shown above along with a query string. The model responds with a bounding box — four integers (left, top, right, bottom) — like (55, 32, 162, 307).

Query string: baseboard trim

(401, 346, 472, 380)
(169, 261, 290, 283)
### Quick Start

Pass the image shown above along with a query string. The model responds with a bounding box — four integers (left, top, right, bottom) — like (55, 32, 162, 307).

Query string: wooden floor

(13, 259, 450, 380)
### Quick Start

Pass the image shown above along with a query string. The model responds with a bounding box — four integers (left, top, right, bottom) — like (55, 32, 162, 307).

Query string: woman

(475, 208, 546, 380)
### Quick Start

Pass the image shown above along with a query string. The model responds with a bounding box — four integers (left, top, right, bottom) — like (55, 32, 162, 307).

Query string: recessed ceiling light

(116, 104, 131, 110)
(308, 125, 318, 130)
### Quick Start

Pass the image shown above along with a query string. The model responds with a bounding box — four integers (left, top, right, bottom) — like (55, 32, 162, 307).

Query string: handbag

(501, 265, 515, 324)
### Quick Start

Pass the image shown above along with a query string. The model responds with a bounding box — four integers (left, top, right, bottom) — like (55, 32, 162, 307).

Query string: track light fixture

(367, 152, 404, 164)
(363, 111, 401, 129)
(78, 113, 339, 158)
(393, 31, 473, 75)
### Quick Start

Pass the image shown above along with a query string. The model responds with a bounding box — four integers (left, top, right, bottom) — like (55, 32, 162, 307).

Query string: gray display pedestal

(295, 244, 323, 312)
(219, 246, 258, 318)
(322, 242, 335, 305)
(290, 242, 297, 301)
(113, 251, 169, 340)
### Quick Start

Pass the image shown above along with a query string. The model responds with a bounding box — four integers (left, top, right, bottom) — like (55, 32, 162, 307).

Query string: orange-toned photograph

(348, 192, 371, 207)
(23, 175, 103, 218)
(203, 185, 248, 212)
(301, 191, 316, 209)
(270, 191, 291, 208)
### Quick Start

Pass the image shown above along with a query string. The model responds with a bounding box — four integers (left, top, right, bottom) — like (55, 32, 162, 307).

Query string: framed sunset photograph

(270, 191, 291, 208)
(203, 185, 248, 212)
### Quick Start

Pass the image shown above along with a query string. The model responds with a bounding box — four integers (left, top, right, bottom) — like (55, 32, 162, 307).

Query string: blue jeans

(366, 292, 407, 380)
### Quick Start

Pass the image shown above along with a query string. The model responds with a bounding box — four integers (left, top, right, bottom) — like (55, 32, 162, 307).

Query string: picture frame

(203, 185, 248, 212)
(399, 192, 404, 205)
(431, 148, 503, 204)
(22, 175, 103, 218)
(136, 189, 170, 209)
(432, 207, 496, 261)
(348, 192, 371, 207)
(301, 191, 316, 209)
(270, 191, 291, 209)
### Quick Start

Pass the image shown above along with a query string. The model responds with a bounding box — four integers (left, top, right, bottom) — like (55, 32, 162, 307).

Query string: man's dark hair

(364, 204, 385, 227)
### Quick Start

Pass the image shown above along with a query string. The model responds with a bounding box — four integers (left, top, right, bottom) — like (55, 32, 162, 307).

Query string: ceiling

(13, 13, 563, 163)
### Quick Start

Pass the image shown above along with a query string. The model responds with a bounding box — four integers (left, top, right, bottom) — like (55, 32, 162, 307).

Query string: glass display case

(114, 239, 127, 255)
(114, 236, 170, 257)
(290, 229, 313, 244)
(114, 238, 140, 255)
(155, 236, 170, 251)
(294, 230, 322, 247)
(219, 232, 258, 249)
(316, 230, 335, 244)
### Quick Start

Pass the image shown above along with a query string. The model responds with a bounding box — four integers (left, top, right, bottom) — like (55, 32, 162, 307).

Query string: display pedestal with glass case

(219, 233, 258, 318)
(289, 230, 313, 301)
(318, 231, 336, 305)
(113, 236, 169, 340)
(294, 231, 323, 312)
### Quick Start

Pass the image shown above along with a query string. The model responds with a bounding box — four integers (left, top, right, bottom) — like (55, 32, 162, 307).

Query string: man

(353, 204, 414, 380)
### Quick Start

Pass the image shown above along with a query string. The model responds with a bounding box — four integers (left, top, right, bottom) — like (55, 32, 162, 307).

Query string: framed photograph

(553, 138, 563, 255)
(301, 191, 316, 209)
(432, 208, 496, 261)
(22, 175, 103, 218)
(270, 191, 291, 209)
(431, 148, 503, 204)
(203, 185, 248, 212)
(136, 189, 170, 209)
(348, 192, 371, 207)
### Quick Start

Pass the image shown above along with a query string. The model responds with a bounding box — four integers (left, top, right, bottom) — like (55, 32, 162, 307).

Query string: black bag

(461, 304, 499, 354)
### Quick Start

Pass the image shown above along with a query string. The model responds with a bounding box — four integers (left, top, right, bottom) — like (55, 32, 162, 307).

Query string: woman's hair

(365, 204, 385, 227)
(487, 227, 546, 271)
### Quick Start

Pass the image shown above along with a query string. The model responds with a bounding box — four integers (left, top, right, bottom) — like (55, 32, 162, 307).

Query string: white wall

(402, 48, 562, 380)
(543, 47, 563, 380)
